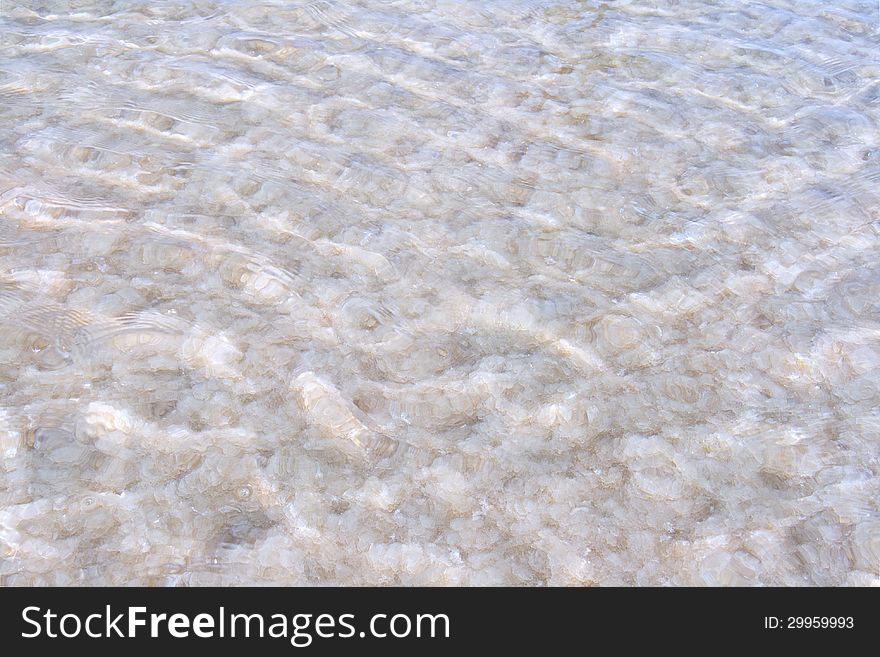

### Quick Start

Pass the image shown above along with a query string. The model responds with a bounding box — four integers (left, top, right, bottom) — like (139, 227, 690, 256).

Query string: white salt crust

(0, 0, 879, 585)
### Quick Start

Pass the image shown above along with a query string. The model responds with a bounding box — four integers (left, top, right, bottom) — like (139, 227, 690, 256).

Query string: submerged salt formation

(1, 0, 879, 585)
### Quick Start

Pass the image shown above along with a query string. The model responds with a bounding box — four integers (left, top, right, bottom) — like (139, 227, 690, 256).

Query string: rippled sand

(1, 1, 879, 585)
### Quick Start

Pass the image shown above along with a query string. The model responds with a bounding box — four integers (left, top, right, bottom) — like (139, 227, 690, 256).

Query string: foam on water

(1, 0, 879, 585)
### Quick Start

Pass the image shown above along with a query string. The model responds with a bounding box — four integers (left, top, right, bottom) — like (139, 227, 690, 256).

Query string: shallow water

(1, 0, 879, 585)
